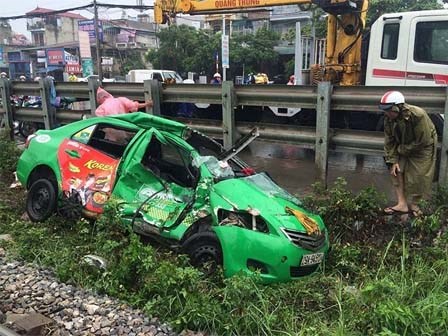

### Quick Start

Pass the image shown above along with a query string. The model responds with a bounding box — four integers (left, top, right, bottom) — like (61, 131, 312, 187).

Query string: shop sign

(47, 49, 64, 65)
(82, 58, 94, 77)
(64, 51, 79, 65)
(66, 63, 81, 73)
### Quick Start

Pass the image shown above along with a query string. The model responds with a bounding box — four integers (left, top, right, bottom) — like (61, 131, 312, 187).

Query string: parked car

(16, 112, 329, 283)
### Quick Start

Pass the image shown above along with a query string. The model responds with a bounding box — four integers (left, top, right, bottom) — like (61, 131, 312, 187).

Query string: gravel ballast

(0, 248, 201, 336)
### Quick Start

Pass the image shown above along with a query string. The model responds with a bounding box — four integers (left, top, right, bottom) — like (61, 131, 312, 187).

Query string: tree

(229, 26, 280, 77)
(146, 25, 220, 77)
(121, 51, 146, 74)
(146, 24, 281, 79)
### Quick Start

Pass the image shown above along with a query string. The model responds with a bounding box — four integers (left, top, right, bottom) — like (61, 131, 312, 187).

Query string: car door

(57, 123, 138, 214)
(114, 129, 197, 233)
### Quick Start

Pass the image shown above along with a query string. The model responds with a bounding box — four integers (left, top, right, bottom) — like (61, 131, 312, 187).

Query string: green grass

(1, 131, 448, 335)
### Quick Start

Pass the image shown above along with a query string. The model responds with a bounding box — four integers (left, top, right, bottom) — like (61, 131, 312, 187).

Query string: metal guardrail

(0, 77, 447, 186)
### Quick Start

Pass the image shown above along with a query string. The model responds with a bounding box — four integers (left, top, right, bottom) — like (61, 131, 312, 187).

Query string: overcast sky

(1, 0, 447, 38)
(0, 0, 153, 38)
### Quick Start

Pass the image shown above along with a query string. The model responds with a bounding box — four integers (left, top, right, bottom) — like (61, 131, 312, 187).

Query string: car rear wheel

(26, 178, 57, 222)
(182, 231, 222, 276)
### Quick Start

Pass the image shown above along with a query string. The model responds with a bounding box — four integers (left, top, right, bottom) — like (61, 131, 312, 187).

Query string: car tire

(26, 178, 57, 222)
(182, 231, 222, 276)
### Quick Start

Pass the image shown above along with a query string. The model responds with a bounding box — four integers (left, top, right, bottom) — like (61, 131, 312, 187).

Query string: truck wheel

(182, 231, 222, 275)
(26, 178, 57, 222)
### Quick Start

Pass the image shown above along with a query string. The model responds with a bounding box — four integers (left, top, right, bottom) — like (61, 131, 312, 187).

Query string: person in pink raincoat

(95, 87, 153, 116)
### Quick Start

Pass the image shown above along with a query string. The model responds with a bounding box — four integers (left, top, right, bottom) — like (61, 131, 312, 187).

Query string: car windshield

(192, 156, 234, 179)
(163, 71, 183, 83)
(241, 173, 302, 205)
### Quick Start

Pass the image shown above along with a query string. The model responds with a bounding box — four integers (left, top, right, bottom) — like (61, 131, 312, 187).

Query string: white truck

(126, 69, 184, 83)
(366, 9, 448, 87)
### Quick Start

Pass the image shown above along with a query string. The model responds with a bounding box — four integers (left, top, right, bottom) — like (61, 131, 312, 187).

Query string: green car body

(17, 112, 329, 283)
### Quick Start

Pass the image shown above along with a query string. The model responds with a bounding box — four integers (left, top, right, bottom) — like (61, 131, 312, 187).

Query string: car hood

(211, 173, 324, 232)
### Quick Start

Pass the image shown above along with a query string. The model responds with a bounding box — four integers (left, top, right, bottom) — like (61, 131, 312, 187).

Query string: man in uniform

(380, 91, 437, 216)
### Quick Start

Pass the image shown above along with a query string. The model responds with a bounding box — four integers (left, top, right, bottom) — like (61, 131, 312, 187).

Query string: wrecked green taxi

(17, 112, 329, 283)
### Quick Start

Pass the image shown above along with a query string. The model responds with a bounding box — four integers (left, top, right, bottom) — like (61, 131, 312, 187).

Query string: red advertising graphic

(47, 49, 64, 65)
(58, 139, 120, 214)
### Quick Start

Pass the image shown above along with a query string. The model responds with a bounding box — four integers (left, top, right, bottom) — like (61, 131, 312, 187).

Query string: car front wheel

(182, 231, 223, 276)
(26, 178, 57, 222)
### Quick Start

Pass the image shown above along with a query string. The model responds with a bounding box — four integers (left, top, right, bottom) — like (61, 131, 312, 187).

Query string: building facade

(26, 7, 86, 47)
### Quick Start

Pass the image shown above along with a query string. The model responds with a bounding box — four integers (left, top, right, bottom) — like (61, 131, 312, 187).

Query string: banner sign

(64, 51, 79, 65)
(79, 31, 92, 59)
(78, 19, 103, 42)
(222, 35, 229, 69)
(82, 58, 94, 77)
(47, 49, 64, 66)
(66, 64, 81, 74)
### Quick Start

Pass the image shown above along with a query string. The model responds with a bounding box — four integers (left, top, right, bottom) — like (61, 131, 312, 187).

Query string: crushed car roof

(105, 112, 188, 137)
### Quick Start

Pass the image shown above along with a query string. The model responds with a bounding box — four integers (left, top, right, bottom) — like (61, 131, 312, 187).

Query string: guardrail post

(222, 81, 236, 149)
(144, 79, 161, 115)
(439, 87, 448, 185)
(39, 78, 56, 130)
(315, 81, 332, 187)
(88, 75, 101, 116)
(0, 78, 13, 138)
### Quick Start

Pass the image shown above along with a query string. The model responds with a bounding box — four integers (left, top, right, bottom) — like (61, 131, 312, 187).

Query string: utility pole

(93, 0, 103, 80)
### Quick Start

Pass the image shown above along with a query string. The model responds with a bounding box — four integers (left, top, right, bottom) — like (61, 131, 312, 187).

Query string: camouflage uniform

(384, 103, 437, 201)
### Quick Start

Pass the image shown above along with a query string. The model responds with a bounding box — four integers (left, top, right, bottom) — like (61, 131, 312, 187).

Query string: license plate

(300, 253, 324, 266)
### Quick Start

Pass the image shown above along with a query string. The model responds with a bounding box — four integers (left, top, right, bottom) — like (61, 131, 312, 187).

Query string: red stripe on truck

(373, 68, 448, 84)
(372, 68, 406, 79)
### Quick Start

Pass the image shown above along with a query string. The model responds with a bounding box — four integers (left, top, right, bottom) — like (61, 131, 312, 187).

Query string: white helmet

(213, 73, 221, 78)
(0, 72, 7, 78)
(379, 91, 405, 110)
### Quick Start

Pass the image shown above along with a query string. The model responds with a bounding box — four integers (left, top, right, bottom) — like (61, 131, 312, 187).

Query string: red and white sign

(47, 49, 64, 65)
(65, 64, 81, 74)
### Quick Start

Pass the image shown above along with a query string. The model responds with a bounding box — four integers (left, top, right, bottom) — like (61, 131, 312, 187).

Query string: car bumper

(214, 226, 329, 283)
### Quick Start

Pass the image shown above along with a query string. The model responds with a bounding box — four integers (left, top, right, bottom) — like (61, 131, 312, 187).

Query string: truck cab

(366, 9, 448, 86)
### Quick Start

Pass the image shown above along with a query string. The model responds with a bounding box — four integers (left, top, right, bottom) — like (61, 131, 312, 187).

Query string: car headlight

(217, 209, 269, 233)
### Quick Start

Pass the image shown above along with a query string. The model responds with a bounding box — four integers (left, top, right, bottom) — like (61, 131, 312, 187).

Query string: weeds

(0, 129, 21, 178)
(1, 132, 448, 335)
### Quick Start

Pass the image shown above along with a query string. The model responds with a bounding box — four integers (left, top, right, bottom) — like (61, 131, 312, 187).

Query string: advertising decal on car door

(58, 139, 120, 213)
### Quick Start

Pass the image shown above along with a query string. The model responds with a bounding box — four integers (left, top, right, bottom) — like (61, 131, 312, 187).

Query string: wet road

(239, 141, 395, 201)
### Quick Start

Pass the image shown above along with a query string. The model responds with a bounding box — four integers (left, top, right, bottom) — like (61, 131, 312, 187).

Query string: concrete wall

(44, 17, 80, 45)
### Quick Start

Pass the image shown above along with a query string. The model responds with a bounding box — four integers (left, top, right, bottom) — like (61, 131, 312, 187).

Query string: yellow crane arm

(155, 0, 365, 24)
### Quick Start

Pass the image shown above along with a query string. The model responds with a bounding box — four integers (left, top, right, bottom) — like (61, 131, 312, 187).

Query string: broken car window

(241, 173, 302, 205)
(72, 123, 138, 159)
(192, 156, 234, 179)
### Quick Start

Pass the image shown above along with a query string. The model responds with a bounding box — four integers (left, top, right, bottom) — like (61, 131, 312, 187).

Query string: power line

(0, 2, 153, 21)
(0, 4, 93, 20)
